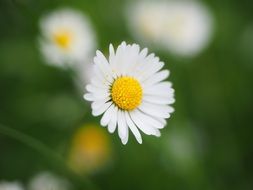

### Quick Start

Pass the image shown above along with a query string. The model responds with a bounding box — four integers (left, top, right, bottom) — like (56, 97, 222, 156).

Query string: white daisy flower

(39, 8, 96, 68)
(28, 171, 71, 190)
(126, 0, 214, 57)
(0, 181, 23, 190)
(84, 42, 175, 144)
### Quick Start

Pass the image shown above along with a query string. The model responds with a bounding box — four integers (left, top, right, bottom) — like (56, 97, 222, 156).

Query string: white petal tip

(92, 110, 100, 117)
(154, 130, 161, 137)
(108, 126, 115, 133)
(83, 94, 92, 101)
(100, 121, 107, 127)
(137, 138, 143, 144)
(108, 129, 113, 133)
(120, 41, 127, 47)
(160, 124, 166, 129)
(168, 107, 175, 113)
(122, 140, 128, 145)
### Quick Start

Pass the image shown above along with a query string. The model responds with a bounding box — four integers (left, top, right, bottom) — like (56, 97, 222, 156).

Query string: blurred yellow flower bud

(68, 124, 112, 174)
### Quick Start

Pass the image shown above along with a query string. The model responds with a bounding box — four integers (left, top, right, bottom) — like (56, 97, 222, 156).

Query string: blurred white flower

(39, 8, 96, 68)
(162, 122, 203, 172)
(84, 42, 175, 144)
(74, 61, 94, 91)
(126, 0, 214, 57)
(28, 172, 71, 190)
(0, 181, 23, 190)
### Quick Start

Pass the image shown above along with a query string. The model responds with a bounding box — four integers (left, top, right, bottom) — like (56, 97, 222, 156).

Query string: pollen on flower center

(53, 30, 72, 49)
(111, 77, 143, 111)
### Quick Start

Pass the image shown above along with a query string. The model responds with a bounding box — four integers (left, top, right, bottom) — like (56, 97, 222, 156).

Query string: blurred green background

(0, 0, 253, 189)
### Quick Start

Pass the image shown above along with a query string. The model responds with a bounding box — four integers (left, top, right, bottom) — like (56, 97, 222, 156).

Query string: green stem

(0, 123, 99, 190)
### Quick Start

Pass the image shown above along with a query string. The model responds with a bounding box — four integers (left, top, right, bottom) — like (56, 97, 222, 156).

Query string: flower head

(126, 0, 214, 57)
(39, 8, 96, 67)
(28, 172, 71, 190)
(84, 42, 175, 144)
(68, 124, 112, 174)
(0, 181, 23, 190)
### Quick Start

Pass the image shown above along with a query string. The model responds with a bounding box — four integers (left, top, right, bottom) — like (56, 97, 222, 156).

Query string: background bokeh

(0, 0, 253, 190)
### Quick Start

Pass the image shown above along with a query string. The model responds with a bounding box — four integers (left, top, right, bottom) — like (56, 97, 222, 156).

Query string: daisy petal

(130, 110, 160, 137)
(142, 70, 170, 86)
(100, 104, 115, 127)
(138, 59, 164, 81)
(140, 47, 148, 58)
(87, 91, 110, 101)
(125, 111, 142, 144)
(117, 110, 128, 144)
(121, 111, 129, 145)
(108, 106, 118, 133)
(145, 81, 173, 92)
(92, 102, 112, 116)
(83, 93, 93, 101)
(109, 44, 115, 64)
(135, 109, 165, 129)
(139, 102, 172, 118)
(143, 95, 175, 105)
(91, 98, 111, 110)
(86, 84, 108, 94)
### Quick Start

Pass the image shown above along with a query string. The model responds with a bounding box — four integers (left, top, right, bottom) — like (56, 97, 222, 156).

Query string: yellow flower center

(53, 30, 72, 49)
(111, 77, 143, 110)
